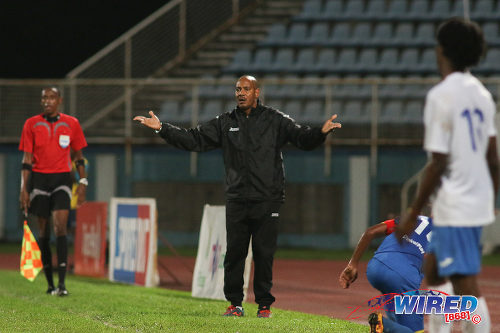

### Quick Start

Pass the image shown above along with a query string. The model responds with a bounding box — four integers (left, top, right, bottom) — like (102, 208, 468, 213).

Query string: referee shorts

(29, 172, 72, 218)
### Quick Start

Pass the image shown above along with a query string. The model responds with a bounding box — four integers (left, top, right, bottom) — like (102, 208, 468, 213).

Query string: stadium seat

(408, 0, 429, 20)
(428, 0, 450, 20)
(335, 48, 358, 74)
(298, 82, 326, 99)
(301, 100, 324, 124)
(365, 0, 386, 20)
(200, 100, 223, 122)
(416, 48, 437, 74)
(403, 100, 424, 124)
(322, 0, 344, 20)
(296, 0, 322, 20)
(376, 49, 399, 74)
(252, 49, 273, 72)
(351, 23, 372, 46)
(314, 49, 336, 73)
(306, 23, 330, 46)
(476, 48, 500, 74)
(260, 24, 287, 46)
(342, 101, 370, 124)
(450, 0, 465, 17)
(343, 0, 365, 19)
(328, 23, 351, 46)
(159, 101, 180, 123)
(387, 0, 408, 20)
(483, 22, 500, 46)
(179, 101, 194, 124)
(357, 48, 378, 75)
(272, 48, 295, 73)
(380, 100, 404, 124)
(287, 23, 309, 46)
(398, 48, 420, 74)
(392, 23, 413, 46)
(371, 23, 393, 46)
(379, 83, 402, 99)
(414, 23, 434, 47)
(224, 49, 251, 73)
(283, 100, 302, 120)
(472, 0, 495, 20)
(293, 48, 317, 73)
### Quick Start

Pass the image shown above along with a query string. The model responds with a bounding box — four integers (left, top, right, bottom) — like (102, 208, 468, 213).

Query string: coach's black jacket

(157, 102, 327, 202)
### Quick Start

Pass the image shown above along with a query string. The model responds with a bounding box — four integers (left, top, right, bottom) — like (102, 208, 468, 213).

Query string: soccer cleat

(222, 305, 244, 317)
(46, 286, 56, 295)
(56, 285, 69, 297)
(257, 306, 272, 318)
(368, 312, 383, 333)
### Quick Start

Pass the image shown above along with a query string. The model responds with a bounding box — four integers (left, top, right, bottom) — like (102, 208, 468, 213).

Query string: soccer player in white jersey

(397, 18, 499, 333)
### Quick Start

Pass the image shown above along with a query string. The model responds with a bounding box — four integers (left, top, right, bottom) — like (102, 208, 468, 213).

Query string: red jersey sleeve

(19, 119, 33, 153)
(70, 118, 87, 151)
(383, 219, 397, 235)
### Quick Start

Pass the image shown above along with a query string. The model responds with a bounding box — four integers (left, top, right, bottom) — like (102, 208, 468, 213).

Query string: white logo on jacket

(229, 127, 239, 132)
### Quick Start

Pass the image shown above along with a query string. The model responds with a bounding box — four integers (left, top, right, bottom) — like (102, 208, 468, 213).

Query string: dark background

(0, 0, 168, 78)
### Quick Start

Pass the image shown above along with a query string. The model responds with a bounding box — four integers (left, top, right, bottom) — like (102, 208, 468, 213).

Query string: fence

(2, 77, 499, 173)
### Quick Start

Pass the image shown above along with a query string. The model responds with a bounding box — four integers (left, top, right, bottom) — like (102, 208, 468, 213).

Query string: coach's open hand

(134, 111, 162, 131)
(321, 114, 342, 134)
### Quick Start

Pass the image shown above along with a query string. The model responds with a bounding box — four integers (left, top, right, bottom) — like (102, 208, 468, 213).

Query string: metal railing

(2, 76, 500, 177)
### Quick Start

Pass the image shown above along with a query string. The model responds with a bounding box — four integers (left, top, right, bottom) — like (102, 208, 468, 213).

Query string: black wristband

(76, 159, 85, 167)
(22, 163, 32, 171)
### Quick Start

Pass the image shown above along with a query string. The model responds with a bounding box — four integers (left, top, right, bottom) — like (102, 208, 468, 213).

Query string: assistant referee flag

(20, 221, 42, 281)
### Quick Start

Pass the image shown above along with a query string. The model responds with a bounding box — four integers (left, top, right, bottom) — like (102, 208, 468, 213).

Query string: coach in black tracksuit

(134, 75, 341, 317)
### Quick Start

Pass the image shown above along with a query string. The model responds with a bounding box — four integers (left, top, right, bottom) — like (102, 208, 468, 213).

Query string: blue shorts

(427, 226, 482, 277)
(367, 257, 424, 332)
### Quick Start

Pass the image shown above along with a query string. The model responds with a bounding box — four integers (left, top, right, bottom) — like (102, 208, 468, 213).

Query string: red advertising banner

(74, 202, 108, 277)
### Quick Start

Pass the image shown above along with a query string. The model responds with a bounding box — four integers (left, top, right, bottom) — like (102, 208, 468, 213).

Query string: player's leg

(431, 226, 489, 333)
(450, 274, 490, 333)
(424, 253, 453, 332)
(29, 172, 55, 293)
(50, 172, 72, 296)
(250, 201, 280, 317)
(223, 201, 251, 315)
(367, 256, 423, 332)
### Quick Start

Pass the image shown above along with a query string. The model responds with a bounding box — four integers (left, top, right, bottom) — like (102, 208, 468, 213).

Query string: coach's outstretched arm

(339, 222, 387, 289)
(134, 110, 221, 152)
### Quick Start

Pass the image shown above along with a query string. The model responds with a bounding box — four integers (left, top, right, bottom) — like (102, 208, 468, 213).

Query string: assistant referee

(19, 87, 88, 296)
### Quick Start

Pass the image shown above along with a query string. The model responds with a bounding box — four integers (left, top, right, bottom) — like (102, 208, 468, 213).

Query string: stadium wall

(0, 144, 427, 248)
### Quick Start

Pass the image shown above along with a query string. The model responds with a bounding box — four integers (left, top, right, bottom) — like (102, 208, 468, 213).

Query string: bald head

(237, 75, 259, 89)
(235, 75, 260, 112)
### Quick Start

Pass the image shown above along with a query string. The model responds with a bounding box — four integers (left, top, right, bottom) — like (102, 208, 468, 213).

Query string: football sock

(39, 236, 54, 287)
(427, 281, 453, 333)
(56, 235, 67, 287)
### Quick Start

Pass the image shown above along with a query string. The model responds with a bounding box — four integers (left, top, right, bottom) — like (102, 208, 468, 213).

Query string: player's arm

(73, 149, 87, 207)
(339, 222, 388, 289)
(134, 110, 221, 152)
(396, 152, 446, 240)
(486, 137, 499, 204)
(20, 152, 33, 216)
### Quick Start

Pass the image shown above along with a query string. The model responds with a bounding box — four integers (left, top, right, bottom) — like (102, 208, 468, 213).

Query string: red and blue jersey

(373, 216, 433, 273)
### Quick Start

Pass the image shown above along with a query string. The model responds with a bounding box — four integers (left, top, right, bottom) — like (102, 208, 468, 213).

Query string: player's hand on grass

(339, 264, 358, 289)
(133, 111, 162, 131)
(321, 114, 342, 134)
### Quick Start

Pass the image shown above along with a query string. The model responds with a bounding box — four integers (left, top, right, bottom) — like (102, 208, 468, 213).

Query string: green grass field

(0, 270, 365, 332)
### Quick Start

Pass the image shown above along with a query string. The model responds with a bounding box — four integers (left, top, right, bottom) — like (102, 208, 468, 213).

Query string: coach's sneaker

(223, 305, 244, 317)
(46, 286, 56, 295)
(368, 312, 383, 333)
(257, 306, 272, 318)
(56, 285, 69, 297)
